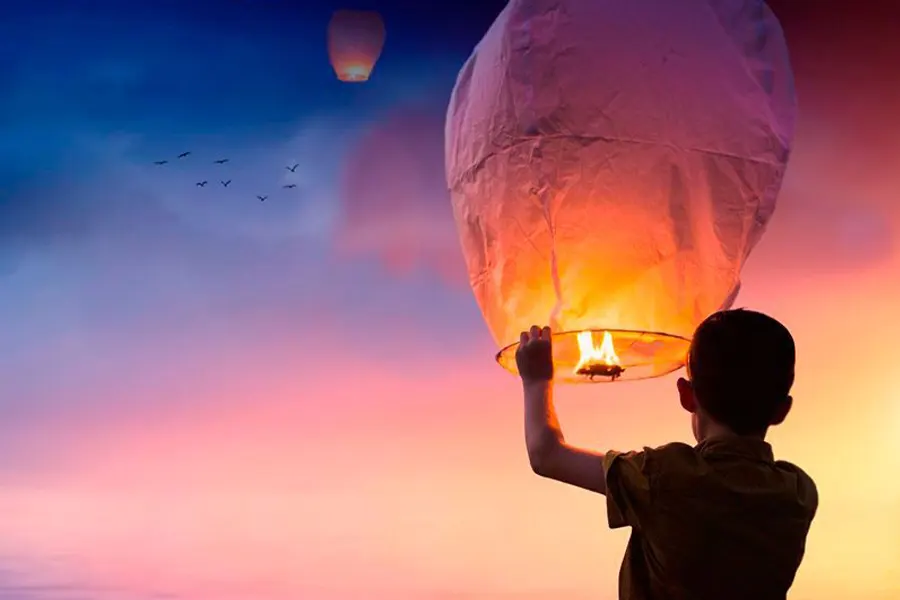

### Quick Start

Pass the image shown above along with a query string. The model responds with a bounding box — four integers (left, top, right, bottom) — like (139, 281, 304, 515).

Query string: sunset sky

(1, 1, 898, 599)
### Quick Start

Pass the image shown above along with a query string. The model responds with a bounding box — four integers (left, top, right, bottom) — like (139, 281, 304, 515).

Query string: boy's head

(676, 309, 795, 440)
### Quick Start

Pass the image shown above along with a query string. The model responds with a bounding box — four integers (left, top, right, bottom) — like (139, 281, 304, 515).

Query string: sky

(0, 0, 898, 599)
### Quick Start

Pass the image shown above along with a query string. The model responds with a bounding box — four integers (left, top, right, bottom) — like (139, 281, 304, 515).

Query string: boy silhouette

(516, 309, 817, 600)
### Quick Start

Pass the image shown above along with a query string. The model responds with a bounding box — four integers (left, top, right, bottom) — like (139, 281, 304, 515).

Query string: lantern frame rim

(495, 328, 692, 384)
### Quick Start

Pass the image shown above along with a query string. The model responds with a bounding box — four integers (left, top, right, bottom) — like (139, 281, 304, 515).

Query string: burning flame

(574, 330, 621, 373)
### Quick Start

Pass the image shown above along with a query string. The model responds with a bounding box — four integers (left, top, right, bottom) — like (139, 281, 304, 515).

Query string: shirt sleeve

(603, 448, 654, 530)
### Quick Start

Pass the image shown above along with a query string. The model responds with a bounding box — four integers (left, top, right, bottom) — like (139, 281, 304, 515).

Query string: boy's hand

(516, 325, 554, 383)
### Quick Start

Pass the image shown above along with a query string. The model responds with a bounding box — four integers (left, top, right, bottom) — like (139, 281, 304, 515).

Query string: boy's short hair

(687, 309, 795, 435)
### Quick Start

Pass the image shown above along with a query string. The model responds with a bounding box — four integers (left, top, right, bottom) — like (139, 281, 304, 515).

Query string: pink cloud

(334, 101, 467, 287)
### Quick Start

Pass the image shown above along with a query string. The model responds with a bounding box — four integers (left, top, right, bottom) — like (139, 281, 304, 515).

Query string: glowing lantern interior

(496, 329, 690, 383)
(339, 66, 371, 82)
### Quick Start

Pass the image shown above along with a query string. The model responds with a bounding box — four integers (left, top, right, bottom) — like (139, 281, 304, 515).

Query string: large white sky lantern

(445, 0, 797, 383)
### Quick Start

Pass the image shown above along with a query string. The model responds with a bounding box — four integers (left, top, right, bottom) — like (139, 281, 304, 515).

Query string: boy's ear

(769, 395, 793, 426)
(676, 377, 696, 413)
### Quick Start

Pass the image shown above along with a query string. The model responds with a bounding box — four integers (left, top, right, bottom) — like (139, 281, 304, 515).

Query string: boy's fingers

(541, 326, 551, 340)
(529, 325, 541, 340)
(520, 331, 529, 346)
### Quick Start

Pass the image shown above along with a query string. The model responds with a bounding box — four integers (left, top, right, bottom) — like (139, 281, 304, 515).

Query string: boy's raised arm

(518, 327, 608, 495)
(523, 378, 608, 494)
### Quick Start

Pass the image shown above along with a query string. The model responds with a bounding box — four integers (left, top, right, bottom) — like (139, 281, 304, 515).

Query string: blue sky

(0, 0, 505, 455)
(0, 0, 503, 245)
(0, 3, 506, 594)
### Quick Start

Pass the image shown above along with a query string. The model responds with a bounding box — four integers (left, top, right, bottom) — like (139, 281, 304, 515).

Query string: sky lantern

(327, 10, 386, 83)
(445, 0, 797, 384)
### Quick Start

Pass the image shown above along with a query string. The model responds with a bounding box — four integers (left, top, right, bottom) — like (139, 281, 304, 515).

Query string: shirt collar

(695, 435, 775, 463)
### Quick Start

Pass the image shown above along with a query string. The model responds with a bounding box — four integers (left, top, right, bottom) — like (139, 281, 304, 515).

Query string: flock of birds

(152, 151, 301, 202)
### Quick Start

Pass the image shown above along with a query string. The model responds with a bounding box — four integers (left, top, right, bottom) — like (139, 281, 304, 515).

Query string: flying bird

(283, 184, 297, 189)
(220, 180, 231, 187)
(285, 163, 299, 172)
(196, 181, 208, 187)
(257, 195, 268, 202)
(153, 160, 168, 165)
(178, 151, 191, 158)
(213, 158, 229, 164)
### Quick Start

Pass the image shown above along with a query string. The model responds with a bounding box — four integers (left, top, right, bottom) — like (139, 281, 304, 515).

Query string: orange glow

(327, 10, 386, 83)
(1, 264, 899, 598)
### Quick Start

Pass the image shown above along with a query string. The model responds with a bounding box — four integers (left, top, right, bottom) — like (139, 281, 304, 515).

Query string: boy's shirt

(603, 437, 818, 600)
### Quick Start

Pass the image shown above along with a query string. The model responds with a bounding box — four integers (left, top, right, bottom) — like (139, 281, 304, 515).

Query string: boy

(516, 309, 818, 600)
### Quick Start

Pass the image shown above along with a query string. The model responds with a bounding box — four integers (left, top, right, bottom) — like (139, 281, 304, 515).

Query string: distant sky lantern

(327, 10, 386, 83)
(445, 0, 797, 384)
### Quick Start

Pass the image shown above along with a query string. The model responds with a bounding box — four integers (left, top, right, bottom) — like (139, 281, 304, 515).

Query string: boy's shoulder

(773, 457, 819, 512)
(641, 438, 818, 514)
(641, 441, 702, 469)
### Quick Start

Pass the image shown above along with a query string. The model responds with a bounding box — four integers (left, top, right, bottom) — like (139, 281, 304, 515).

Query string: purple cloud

(334, 100, 467, 288)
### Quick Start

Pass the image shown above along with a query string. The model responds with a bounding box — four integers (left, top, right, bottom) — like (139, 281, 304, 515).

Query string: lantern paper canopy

(327, 10, 386, 83)
(444, 0, 797, 383)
